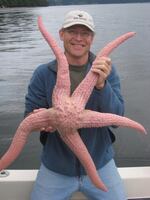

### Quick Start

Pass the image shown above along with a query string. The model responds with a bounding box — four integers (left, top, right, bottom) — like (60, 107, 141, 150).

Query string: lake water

(0, 3, 150, 169)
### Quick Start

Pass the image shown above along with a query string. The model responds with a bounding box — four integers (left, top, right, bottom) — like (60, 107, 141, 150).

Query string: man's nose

(75, 32, 83, 40)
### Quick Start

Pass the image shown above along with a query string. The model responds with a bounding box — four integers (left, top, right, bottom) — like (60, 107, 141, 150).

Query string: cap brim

(63, 21, 95, 32)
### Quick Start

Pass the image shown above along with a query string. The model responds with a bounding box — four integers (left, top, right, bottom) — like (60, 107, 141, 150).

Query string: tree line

(0, 0, 49, 7)
(0, 0, 149, 7)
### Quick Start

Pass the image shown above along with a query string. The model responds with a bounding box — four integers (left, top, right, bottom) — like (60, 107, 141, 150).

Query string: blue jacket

(25, 52, 124, 176)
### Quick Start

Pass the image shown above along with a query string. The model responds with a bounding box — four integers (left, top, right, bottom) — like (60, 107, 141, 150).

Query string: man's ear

(59, 29, 64, 41)
(91, 33, 95, 44)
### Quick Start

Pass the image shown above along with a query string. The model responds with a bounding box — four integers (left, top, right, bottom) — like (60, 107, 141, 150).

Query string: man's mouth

(71, 43, 85, 48)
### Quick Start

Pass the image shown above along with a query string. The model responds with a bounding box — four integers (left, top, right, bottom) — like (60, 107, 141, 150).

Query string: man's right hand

(33, 108, 56, 132)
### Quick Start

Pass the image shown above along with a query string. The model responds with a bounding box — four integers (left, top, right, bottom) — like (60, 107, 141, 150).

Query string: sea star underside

(0, 16, 146, 192)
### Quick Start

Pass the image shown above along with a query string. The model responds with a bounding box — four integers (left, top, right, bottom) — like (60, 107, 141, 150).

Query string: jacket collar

(48, 51, 96, 74)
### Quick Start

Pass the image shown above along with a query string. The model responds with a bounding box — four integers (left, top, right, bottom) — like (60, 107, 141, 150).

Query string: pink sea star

(0, 16, 146, 192)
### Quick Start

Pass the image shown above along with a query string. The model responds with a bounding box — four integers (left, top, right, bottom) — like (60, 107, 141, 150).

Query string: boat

(0, 167, 150, 199)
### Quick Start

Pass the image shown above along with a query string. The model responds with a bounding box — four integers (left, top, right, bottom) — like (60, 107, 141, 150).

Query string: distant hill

(0, 0, 149, 8)
(0, 0, 49, 7)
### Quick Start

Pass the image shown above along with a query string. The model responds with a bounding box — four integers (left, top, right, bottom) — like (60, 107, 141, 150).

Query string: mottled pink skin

(0, 16, 146, 192)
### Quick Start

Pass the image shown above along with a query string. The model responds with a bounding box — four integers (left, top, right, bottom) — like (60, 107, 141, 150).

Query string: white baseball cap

(62, 10, 95, 32)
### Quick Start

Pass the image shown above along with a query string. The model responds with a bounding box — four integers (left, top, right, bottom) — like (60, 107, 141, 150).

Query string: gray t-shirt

(69, 63, 88, 94)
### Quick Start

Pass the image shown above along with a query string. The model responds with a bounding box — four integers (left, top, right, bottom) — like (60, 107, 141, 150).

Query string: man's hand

(33, 108, 56, 132)
(91, 56, 112, 90)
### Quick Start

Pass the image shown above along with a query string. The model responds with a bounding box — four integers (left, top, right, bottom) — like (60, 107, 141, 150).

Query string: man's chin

(71, 50, 85, 57)
(71, 53, 84, 59)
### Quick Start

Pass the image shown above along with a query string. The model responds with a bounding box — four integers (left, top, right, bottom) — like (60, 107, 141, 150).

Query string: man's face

(59, 25, 94, 59)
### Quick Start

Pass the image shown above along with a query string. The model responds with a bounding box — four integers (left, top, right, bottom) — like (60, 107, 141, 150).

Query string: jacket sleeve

(93, 65, 124, 116)
(24, 65, 49, 117)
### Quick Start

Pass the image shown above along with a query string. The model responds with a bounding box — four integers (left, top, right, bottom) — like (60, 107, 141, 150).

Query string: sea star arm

(38, 16, 71, 99)
(0, 108, 55, 171)
(77, 110, 146, 134)
(60, 129, 108, 191)
(71, 32, 136, 109)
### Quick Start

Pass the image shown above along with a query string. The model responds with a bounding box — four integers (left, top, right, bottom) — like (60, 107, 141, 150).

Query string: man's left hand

(91, 56, 112, 90)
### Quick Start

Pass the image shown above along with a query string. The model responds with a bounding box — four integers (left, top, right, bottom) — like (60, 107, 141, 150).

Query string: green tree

(0, 0, 49, 7)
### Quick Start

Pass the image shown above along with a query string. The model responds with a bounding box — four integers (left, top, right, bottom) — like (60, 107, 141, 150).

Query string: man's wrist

(95, 81, 106, 90)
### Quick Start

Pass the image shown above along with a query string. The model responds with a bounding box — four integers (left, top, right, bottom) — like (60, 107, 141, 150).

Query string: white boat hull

(0, 167, 150, 199)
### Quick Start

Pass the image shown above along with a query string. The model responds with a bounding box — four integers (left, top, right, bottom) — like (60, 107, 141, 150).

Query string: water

(0, 3, 150, 169)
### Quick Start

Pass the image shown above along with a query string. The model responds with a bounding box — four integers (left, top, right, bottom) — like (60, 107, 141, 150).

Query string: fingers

(92, 57, 111, 75)
(93, 56, 111, 65)
(32, 108, 56, 132)
(33, 108, 47, 113)
(92, 69, 107, 82)
(91, 57, 112, 89)
(41, 126, 56, 132)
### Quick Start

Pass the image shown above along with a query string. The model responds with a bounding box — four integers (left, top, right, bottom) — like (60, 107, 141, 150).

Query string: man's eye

(68, 30, 75, 34)
(82, 32, 90, 36)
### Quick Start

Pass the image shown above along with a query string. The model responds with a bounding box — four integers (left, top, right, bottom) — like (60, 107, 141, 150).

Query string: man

(25, 10, 126, 200)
